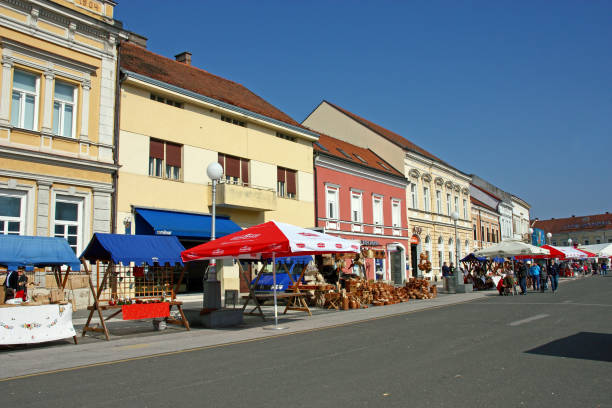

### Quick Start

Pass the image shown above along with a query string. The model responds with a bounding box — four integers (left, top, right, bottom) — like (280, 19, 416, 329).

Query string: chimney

(175, 51, 192, 65)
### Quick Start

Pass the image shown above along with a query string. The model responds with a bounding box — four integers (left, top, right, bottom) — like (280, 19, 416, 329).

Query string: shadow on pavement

(526, 332, 612, 362)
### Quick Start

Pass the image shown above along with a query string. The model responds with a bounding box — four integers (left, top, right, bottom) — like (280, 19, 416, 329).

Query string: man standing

(529, 261, 540, 291)
(442, 262, 450, 278)
(601, 262, 608, 276)
(517, 261, 528, 295)
(540, 262, 548, 292)
(550, 260, 559, 293)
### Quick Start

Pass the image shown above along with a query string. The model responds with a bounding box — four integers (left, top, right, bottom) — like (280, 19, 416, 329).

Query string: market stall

(80, 233, 190, 340)
(0, 235, 80, 345)
(181, 221, 361, 327)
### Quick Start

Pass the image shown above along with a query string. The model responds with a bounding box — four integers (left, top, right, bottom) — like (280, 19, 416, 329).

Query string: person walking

(550, 260, 559, 293)
(540, 262, 549, 292)
(591, 261, 599, 275)
(528, 261, 540, 291)
(601, 262, 608, 276)
(517, 261, 528, 295)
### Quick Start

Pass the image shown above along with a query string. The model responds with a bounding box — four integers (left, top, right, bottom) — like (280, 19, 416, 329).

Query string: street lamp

(528, 227, 534, 244)
(546, 232, 552, 245)
(568, 238, 573, 247)
(204, 162, 223, 309)
(451, 211, 460, 285)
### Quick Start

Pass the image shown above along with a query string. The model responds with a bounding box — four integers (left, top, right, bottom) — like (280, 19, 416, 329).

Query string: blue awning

(134, 207, 241, 240)
(461, 253, 487, 262)
(80, 233, 185, 266)
(0, 235, 81, 271)
(266, 255, 314, 265)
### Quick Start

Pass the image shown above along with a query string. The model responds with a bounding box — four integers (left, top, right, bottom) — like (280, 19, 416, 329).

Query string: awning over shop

(0, 235, 81, 271)
(268, 255, 313, 265)
(134, 207, 241, 240)
(80, 233, 185, 266)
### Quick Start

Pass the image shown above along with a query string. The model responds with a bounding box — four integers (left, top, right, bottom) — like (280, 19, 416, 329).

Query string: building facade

(470, 174, 514, 241)
(532, 212, 612, 246)
(314, 133, 410, 283)
(303, 100, 472, 280)
(117, 41, 318, 293)
(470, 196, 501, 251)
(511, 195, 531, 241)
(0, 0, 125, 255)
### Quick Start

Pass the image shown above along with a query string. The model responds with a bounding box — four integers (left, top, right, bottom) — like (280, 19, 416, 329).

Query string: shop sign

(360, 240, 380, 246)
(410, 235, 420, 245)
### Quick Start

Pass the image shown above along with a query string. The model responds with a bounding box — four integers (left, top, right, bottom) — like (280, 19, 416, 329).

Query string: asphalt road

(2, 277, 611, 408)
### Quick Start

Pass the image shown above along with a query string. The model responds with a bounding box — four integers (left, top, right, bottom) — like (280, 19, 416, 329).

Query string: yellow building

(0, 0, 126, 255)
(117, 41, 318, 293)
(303, 101, 472, 281)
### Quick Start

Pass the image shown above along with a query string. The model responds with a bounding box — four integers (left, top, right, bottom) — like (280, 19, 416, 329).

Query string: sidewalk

(0, 290, 485, 380)
(0, 274, 587, 381)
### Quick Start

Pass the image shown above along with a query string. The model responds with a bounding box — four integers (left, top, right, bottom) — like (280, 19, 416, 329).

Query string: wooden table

(240, 292, 310, 321)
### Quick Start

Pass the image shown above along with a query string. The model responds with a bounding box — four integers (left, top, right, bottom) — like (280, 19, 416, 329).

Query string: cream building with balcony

(0, 0, 125, 255)
(116, 42, 318, 294)
(303, 100, 471, 281)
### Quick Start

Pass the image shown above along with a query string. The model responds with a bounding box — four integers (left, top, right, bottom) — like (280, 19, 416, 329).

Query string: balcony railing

(209, 181, 277, 211)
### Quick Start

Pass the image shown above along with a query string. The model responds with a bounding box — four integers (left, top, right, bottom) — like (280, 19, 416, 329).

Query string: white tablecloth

(0, 304, 75, 345)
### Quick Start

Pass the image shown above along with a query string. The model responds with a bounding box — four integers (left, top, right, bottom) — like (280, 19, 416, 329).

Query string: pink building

(314, 134, 410, 283)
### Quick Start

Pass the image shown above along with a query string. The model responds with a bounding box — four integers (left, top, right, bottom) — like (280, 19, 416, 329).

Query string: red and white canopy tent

(181, 221, 360, 327)
(516, 244, 591, 260)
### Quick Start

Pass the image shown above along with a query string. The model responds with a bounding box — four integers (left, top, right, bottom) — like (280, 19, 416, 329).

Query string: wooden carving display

(418, 252, 432, 272)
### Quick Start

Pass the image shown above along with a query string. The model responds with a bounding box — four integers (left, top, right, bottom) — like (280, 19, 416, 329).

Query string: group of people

(3, 268, 28, 302)
(498, 260, 561, 295)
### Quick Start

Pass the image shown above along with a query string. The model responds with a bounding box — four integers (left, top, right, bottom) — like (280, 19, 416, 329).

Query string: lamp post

(451, 211, 460, 285)
(528, 227, 534, 245)
(568, 238, 573, 248)
(546, 232, 552, 245)
(204, 162, 223, 310)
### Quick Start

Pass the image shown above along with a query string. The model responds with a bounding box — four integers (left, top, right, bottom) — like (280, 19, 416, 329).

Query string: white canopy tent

(473, 240, 550, 258)
(578, 243, 612, 258)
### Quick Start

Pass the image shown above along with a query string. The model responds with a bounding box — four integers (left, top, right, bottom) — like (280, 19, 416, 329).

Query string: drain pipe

(111, 42, 123, 233)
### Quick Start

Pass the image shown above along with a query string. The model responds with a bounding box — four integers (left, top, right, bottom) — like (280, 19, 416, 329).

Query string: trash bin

(444, 276, 456, 294)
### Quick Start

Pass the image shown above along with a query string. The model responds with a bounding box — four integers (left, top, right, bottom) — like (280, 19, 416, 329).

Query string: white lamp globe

(207, 162, 223, 181)
(546, 232, 552, 239)
(529, 228, 534, 235)
(451, 211, 459, 221)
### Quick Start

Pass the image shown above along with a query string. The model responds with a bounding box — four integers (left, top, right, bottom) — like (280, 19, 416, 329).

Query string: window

(326, 186, 339, 220)
(436, 190, 441, 214)
(446, 193, 451, 215)
(314, 141, 328, 151)
(11, 70, 39, 131)
(52, 81, 77, 138)
(277, 167, 297, 199)
(584, 240, 589, 245)
(423, 187, 430, 212)
(473, 225, 477, 240)
(463, 199, 467, 219)
(454, 196, 459, 213)
(150, 93, 183, 108)
(596, 239, 601, 244)
(149, 139, 182, 180)
(350, 191, 363, 223)
(221, 115, 245, 127)
(552, 241, 557, 246)
(410, 184, 417, 209)
(0, 191, 25, 235)
(336, 148, 352, 160)
(487, 228, 490, 242)
(53, 196, 82, 254)
(276, 132, 296, 142)
(218, 153, 249, 186)
(353, 153, 367, 164)
(378, 161, 390, 171)
(481, 226, 484, 241)
(391, 199, 401, 227)
(372, 195, 383, 228)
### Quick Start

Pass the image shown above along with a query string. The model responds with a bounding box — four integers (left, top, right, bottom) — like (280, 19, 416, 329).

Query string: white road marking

(509, 313, 549, 326)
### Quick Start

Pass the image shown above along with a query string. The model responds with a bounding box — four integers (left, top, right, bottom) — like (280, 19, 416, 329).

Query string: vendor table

(0, 303, 77, 345)
(241, 293, 309, 321)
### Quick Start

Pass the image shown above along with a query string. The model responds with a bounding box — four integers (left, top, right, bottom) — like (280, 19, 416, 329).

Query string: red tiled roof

(532, 213, 612, 234)
(470, 196, 497, 213)
(324, 101, 442, 162)
(120, 42, 300, 127)
(314, 133, 404, 178)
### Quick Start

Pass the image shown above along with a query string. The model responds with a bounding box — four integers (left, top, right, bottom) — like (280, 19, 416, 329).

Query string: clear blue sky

(115, 1, 611, 220)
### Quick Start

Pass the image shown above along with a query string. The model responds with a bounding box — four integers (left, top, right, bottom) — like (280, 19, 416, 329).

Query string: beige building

(532, 212, 612, 247)
(470, 196, 501, 250)
(0, 0, 125, 255)
(303, 100, 471, 281)
(117, 41, 318, 293)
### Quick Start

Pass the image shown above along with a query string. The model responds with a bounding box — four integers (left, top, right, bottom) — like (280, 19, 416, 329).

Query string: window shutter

(277, 167, 285, 182)
(225, 155, 240, 177)
(218, 153, 225, 171)
(165, 143, 182, 167)
(149, 139, 164, 159)
(241, 159, 249, 185)
(286, 170, 296, 194)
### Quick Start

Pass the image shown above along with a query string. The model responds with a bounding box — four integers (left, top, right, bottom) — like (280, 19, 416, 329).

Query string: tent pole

(273, 252, 278, 327)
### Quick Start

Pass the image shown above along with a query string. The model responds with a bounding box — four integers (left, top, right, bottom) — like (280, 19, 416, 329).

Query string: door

(411, 244, 418, 277)
(390, 250, 403, 284)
